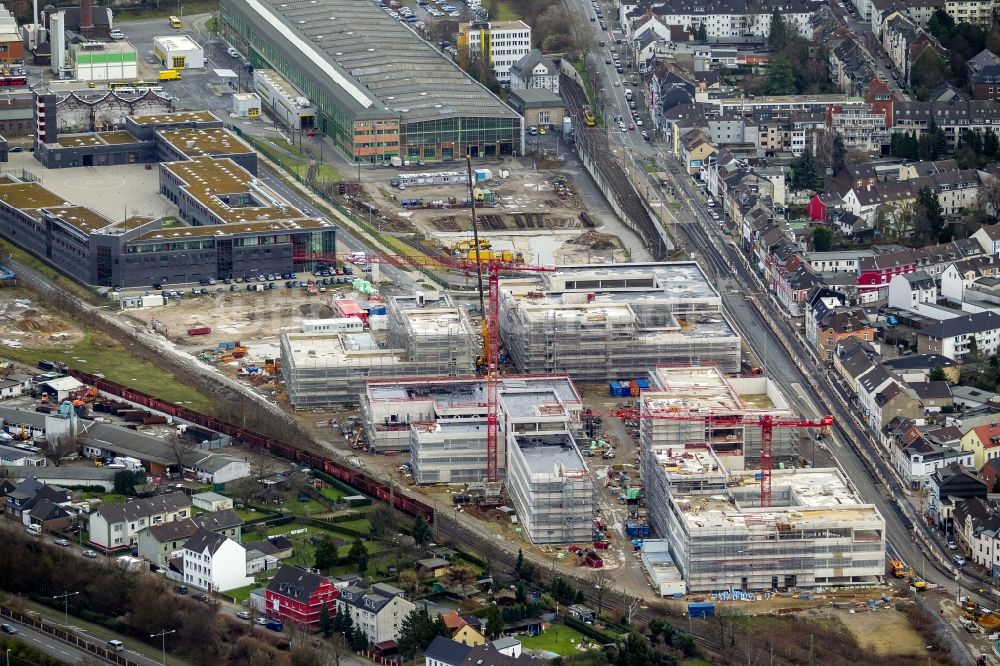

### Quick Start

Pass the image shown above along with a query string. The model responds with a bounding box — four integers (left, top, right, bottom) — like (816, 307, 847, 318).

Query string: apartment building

(181, 527, 252, 593)
(827, 104, 890, 152)
(336, 581, 415, 645)
(944, 0, 997, 25)
(918, 310, 1000, 361)
(459, 21, 532, 83)
(653, 0, 821, 39)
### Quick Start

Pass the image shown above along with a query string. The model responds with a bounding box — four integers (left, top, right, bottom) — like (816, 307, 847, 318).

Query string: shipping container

(187, 327, 211, 336)
(688, 602, 715, 618)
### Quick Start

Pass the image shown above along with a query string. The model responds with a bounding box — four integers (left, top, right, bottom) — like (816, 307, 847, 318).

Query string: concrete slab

(4, 152, 174, 221)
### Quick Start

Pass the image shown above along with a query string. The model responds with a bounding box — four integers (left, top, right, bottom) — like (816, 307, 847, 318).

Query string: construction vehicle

(467, 249, 524, 263)
(891, 560, 906, 577)
(453, 239, 492, 253)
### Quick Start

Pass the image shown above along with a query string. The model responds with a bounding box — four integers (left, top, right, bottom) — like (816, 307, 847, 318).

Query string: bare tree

(46, 431, 81, 466)
(325, 634, 351, 666)
(284, 618, 306, 650)
(589, 568, 614, 617)
(567, 9, 594, 61)
(621, 587, 641, 626)
(167, 431, 197, 475)
(446, 564, 476, 599)
(979, 174, 1000, 219)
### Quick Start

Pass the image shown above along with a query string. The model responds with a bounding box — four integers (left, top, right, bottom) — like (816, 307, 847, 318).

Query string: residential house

(894, 435, 974, 489)
(137, 517, 200, 566)
(973, 223, 1000, 256)
(441, 610, 486, 646)
(869, 378, 924, 432)
(887, 271, 937, 312)
(193, 508, 242, 542)
(833, 339, 880, 393)
(917, 310, 1000, 361)
(182, 526, 253, 592)
(907, 380, 953, 413)
(508, 50, 559, 95)
(4, 478, 70, 523)
(816, 306, 876, 363)
(88, 492, 191, 552)
(961, 421, 1000, 468)
(424, 637, 541, 666)
(940, 257, 1000, 301)
(680, 131, 717, 175)
(804, 250, 872, 274)
(952, 385, 1000, 408)
(952, 497, 1000, 565)
(244, 535, 294, 561)
(806, 288, 848, 348)
(944, 0, 998, 25)
(882, 354, 960, 382)
(417, 557, 450, 578)
(264, 565, 338, 627)
(927, 462, 987, 531)
(651, 0, 820, 39)
(507, 89, 565, 130)
(978, 458, 1000, 492)
(336, 580, 415, 645)
(425, 635, 472, 666)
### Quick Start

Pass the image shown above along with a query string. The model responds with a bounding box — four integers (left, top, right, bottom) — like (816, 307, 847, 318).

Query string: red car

(628, 123, 635, 130)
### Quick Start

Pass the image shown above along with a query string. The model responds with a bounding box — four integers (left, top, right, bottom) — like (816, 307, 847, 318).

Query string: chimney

(79, 0, 93, 36)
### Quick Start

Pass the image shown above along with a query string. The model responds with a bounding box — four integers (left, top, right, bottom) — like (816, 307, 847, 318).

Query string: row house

(804, 250, 873, 274)
(891, 99, 1000, 151)
(181, 527, 252, 593)
(891, 431, 972, 490)
(806, 288, 848, 347)
(857, 240, 984, 299)
(929, 463, 987, 532)
(650, 0, 821, 39)
(870, 0, 942, 35)
(815, 305, 876, 363)
(829, 40, 879, 97)
(940, 256, 1000, 301)
(918, 309, 1000, 362)
(842, 179, 918, 225)
(880, 12, 947, 86)
(972, 222, 1000, 256)
(943, 0, 998, 26)
(337, 580, 415, 646)
(88, 492, 191, 552)
(954, 498, 1000, 572)
(680, 130, 718, 174)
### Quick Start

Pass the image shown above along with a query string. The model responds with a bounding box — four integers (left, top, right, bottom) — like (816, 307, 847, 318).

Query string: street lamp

(52, 590, 78, 626)
(150, 629, 176, 666)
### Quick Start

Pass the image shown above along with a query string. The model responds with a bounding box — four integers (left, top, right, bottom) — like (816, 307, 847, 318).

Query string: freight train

(69, 369, 434, 521)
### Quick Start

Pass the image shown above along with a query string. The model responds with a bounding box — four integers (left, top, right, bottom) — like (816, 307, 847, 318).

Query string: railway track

(560, 74, 667, 259)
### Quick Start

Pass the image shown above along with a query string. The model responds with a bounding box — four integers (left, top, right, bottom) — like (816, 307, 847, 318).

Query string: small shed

(0, 378, 23, 400)
(192, 491, 234, 512)
(39, 376, 85, 402)
(417, 556, 450, 578)
(152, 34, 205, 69)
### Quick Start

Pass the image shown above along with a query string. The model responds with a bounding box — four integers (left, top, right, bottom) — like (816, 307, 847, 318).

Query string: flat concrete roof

(500, 389, 568, 419)
(674, 467, 880, 530)
(514, 433, 589, 479)
(644, 366, 788, 415)
(284, 331, 405, 367)
(133, 216, 332, 241)
(130, 110, 219, 125)
(153, 34, 203, 51)
(250, 0, 520, 124)
(401, 308, 474, 336)
(366, 375, 581, 408)
(158, 128, 254, 157)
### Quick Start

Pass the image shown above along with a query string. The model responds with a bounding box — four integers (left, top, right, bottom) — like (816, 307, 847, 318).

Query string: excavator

(452, 239, 492, 253)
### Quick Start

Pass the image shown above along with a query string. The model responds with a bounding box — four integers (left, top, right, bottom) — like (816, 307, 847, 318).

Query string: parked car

(948, 540, 958, 550)
(54, 538, 69, 546)
(236, 611, 250, 620)
(227, 46, 240, 58)
(82, 550, 97, 558)
(954, 555, 966, 566)
(254, 618, 268, 626)
(192, 592, 207, 601)
(174, 585, 188, 594)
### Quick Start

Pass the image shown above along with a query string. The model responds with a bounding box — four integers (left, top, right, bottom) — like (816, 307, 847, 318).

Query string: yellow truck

(158, 69, 181, 81)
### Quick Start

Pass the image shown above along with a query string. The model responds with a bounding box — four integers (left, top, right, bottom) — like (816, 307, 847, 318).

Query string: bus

(581, 105, 596, 127)
(169, 15, 181, 28)
(109, 80, 161, 90)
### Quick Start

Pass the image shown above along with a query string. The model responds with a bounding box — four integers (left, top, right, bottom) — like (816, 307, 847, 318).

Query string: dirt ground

(817, 606, 928, 657)
(363, 167, 626, 265)
(118, 282, 359, 353)
(0, 285, 84, 349)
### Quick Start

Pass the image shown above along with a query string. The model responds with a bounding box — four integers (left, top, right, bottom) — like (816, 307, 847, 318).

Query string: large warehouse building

(498, 263, 742, 383)
(219, 0, 522, 163)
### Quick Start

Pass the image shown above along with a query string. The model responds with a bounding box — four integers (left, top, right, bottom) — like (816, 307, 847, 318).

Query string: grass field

(319, 486, 344, 502)
(1, 331, 217, 413)
(492, 1, 520, 20)
(335, 519, 372, 535)
(81, 492, 127, 504)
(227, 582, 264, 604)
(234, 507, 270, 523)
(519, 624, 593, 656)
(286, 498, 328, 516)
(260, 138, 339, 183)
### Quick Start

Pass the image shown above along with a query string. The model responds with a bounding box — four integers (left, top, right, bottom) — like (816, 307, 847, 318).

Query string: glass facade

(220, 0, 521, 163)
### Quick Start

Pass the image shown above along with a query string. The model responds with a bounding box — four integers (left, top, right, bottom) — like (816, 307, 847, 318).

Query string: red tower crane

(368, 252, 555, 482)
(608, 405, 833, 507)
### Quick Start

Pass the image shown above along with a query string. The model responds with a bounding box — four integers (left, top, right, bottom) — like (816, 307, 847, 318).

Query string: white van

(26, 524, 40, 536)
(106, 640, 124, 652)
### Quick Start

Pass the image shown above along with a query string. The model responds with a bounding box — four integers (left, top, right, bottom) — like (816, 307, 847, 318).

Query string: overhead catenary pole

(151, 628, 176, 666)
(52, 590, 78, 626)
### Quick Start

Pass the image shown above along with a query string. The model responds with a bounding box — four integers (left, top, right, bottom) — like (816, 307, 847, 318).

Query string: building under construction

(498, 263, 742, 383)
(358, 374, 582, 460)
(638, 366, 884, 592)
(506, 432, 593, 544)
(640, 365, 800, 469)
(280, 293, 477, 408)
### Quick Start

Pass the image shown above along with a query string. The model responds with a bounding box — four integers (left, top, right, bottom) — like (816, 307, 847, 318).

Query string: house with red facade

(264, 565, 338, 627)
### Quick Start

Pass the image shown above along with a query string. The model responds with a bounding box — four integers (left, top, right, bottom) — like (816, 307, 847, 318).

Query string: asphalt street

(3, 622, 98, 665)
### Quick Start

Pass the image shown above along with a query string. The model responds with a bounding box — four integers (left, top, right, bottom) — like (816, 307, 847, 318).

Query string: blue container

(688, 602, 716, 618)
(635, 379, 650, 389)
(609, 382, 619, 396)
(368, 305, 387, 315)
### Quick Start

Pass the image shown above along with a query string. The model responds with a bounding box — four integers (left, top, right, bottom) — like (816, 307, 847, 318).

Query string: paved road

(825, 0, 910, 99)
(3, 622, 100, 665)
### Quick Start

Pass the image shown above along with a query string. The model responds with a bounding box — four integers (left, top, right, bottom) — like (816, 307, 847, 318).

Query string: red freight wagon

(187, 327, 211, 336)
